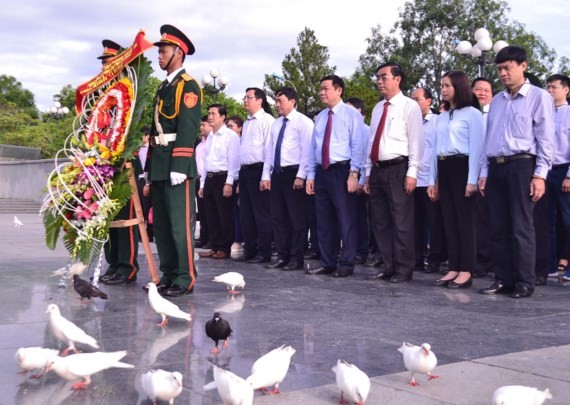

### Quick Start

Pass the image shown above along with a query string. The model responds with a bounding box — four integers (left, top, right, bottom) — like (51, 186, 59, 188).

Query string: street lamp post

(271, 73, 298, 92)
(44, 101, 70, 120)
(201, 69, 230, 101)
(455, 28, 508, 78)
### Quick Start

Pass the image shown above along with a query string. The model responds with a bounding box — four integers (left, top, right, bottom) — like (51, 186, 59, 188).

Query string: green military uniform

(148, 69, 201, 290)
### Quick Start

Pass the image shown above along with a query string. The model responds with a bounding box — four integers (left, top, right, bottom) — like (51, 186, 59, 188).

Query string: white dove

(141, 369, 183, 405)
(15, 347, 59, 378)
(332, 359, 370, 405)
(213, 272, 245, 295)
(14, 216, 23, 227)
(398, 342, 438, 386)
(51, 262, 88, 278)
(203, 364, 254, 405)
(246, 345, 295, 394)
(46, 303, 99, 355)
(47, 350, 134, 390)
(145, 283, 192, 327)
(492, 385, 552, 405)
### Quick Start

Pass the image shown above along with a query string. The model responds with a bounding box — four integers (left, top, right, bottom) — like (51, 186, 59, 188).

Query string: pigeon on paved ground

(51, 262, 88, 278)
(14, 216, 23, 227)
(212, 272, 245, 295)
(145, 283, 192, 327)
(398, 342, 438, 386)
(46, 303, 99, 355)
(492, 385, 552, 405)
(141, 369, 183, 405)
(73, 275, 108, 301)
(203, 364, 254, 405)
(205, 312, 232, 354)
(246, 345, 295, 394)
(15, 347, 59, 378)
(47, 350, 134, 390)
(332, 359, 370, 405)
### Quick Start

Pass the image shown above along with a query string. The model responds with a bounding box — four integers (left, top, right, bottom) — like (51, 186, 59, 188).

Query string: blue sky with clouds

(1, 0, 568, 111)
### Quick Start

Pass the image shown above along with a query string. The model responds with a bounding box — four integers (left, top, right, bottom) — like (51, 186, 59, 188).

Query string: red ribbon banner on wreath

(75, 30, 154, 113)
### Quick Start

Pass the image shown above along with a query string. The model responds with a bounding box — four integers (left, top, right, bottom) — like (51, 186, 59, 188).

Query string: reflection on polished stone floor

(1, 214, 570, 404)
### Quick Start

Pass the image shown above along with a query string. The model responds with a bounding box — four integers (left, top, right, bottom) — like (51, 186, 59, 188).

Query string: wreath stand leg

(109, 162, 158, 284)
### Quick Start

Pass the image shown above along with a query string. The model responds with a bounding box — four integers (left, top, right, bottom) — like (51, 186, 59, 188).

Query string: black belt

(552, 163, 570, 169)
(281, 164, 299, 173)
(206, 171, 228, 178)
(241, 162, 263, 170)
(375, 156, 408, 168)
(488, 153, 535, 165)
(438, 154, 468, 161)
(320, 160, 349, 169)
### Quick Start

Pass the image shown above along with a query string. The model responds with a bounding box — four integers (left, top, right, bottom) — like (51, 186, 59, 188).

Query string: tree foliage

(358, 0, 563, 103)
(264, 27, 336, 116)
(201, 90, 248, 120)
(0, 74, 38, 119)
(53, 84, 76, 112)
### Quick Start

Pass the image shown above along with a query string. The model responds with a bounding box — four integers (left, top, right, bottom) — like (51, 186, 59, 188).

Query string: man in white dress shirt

(198, 104, 240, 259)
(261, 87, 314, 270)
(237, 88, 275, 263)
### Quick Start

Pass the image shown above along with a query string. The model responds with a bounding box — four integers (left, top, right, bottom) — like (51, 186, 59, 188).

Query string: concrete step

(0, 198, 42, 214)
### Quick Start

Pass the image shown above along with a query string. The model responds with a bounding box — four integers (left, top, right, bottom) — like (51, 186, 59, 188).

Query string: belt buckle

(496, 157, 506, 164)
(439, 155, 445, 161)
(207, 173, 213, 178)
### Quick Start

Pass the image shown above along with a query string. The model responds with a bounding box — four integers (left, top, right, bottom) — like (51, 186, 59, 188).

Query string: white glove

(170, 171, 187, 186)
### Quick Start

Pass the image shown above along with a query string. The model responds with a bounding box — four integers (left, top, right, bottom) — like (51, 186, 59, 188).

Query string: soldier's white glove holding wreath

(170, 172, 187, 186)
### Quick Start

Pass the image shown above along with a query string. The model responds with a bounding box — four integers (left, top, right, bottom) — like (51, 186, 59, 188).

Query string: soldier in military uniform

(144, 25, 201, 297)
(94, 40, 141, 285)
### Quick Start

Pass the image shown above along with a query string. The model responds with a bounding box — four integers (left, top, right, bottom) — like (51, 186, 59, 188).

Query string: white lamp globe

(62, 107, 70, 114)
(54, 101, 61, 108)
(493, 40, 509, 53)
(209, 68, 220, 78)
(470, 45, 482, 58)
(202, 74, 213, 85)
(477, 36, 493, 52)
(219, 75, 230, 86)
(456, 40, 473, 55)
(51, 106, 58, 114)
(474, 28, 490, 41)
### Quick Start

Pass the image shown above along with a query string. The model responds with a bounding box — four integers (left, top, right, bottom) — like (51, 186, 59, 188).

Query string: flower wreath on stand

(41, 32, 154, 286)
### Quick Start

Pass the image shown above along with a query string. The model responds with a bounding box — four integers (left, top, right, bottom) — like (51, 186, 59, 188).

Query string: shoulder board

(181, 73, 193, 82)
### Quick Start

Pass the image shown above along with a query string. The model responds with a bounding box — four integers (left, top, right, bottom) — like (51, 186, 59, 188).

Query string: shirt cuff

(406, 166, 418, 179)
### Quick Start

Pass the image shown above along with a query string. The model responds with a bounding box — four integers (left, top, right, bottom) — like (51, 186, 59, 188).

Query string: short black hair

(376, 62, 405, 88)
(495, 45, 527, 65)
(276, 87, 298, 105)
(471, 77, 494, 90)
(225, 115, 244, 128)
(208, 103, 227, 119)
(345, 97, 365, 116)
(547, 74, 570, 88)
(201, 115, 208, 123)
(246, 87, 273, 115)
(141, 126, 151, 135)
(320, 74, 345, 97)
(416, 87, 434, 101)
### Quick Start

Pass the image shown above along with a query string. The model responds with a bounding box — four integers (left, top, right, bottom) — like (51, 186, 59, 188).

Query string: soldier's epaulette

(181, 73, 193, 82)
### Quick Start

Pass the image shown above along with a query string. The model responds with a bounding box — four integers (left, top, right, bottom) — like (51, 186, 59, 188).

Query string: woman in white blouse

(428, 71, 484, 289)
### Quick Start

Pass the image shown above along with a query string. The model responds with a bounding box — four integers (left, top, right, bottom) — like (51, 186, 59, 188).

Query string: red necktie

(371, 102, 390, 163)
(322, 109, 333, 169)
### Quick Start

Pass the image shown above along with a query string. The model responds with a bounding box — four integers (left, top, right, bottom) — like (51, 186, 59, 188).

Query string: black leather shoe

(304, 251, 320, 260)
(305, 267, 335, 275)
(511, 285, 534, 298)
(432, 278, 452, 287)
(390, 275, 411, 283)
(353, 256, 366, 265)
(535, 277, 547, 286)
(265, 259, 289, 269)
(164, 285, 193, 297)
(99, 273, 115, 283)
(369, 271, 393, 281)
(142, 283, 171, 293)
(232, 254, 255, 262)
(103, 274, 136, 285)
(332, 269, 353, 278)
(283, 261, 304, 271)
(365, 257, 383, 268)
(448, 277, 472, 289)
(247, 255, 271, 264)
(479, 280, 514, 295)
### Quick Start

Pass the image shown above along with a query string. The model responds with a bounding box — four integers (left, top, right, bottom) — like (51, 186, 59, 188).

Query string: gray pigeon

(73, 275, 108, 301)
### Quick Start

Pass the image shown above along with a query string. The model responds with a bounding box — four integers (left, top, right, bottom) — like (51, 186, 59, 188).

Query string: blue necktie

(273, 117, 288, 174)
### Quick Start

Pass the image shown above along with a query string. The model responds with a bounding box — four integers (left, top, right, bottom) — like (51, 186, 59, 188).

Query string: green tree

(53, 84, 76, 113)
(263, 27, 336, 116)
(0, 74, 38, 118)
(139, 75, 162, 130)
(343, 72, 380, 124)
(201, 91, 247, 120)
(358, 0, 563, 103)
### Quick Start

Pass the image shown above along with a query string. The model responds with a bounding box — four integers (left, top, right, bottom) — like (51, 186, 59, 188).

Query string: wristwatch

(349, 170, 360, 179)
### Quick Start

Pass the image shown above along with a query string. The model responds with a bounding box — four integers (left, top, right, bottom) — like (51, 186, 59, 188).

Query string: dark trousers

(233, 181, 243, 243)
(315, 164, 357, 271)
(152, 179, 197, 289)
(239, 166, 272, 258)
(534, 187, 551, 279)
(549, 165, 570, 271)
(271, 167, 307, 262)
(487, 158, 536, 288)
(437, 158, 476, 272)
(203, 174, 234, 254)
(356, 192, 370, 258)
(306, 194, 320, 253)
(104, 198, 139, 279)
(369, 161, 415, 277)
(136, 178, 153, 241)
(475, 192, 493, 272)
(196, 178, 208, 244)
(415, 187, 447, 267)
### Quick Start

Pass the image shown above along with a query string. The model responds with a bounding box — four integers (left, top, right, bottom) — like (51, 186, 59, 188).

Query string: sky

(1, 0, 569, 112)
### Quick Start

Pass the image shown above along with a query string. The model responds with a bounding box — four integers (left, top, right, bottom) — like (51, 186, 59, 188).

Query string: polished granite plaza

(1, 213, 569, 404)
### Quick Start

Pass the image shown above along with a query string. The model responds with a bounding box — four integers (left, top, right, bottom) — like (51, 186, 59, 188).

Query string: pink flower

(83, 188, 95, 200)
